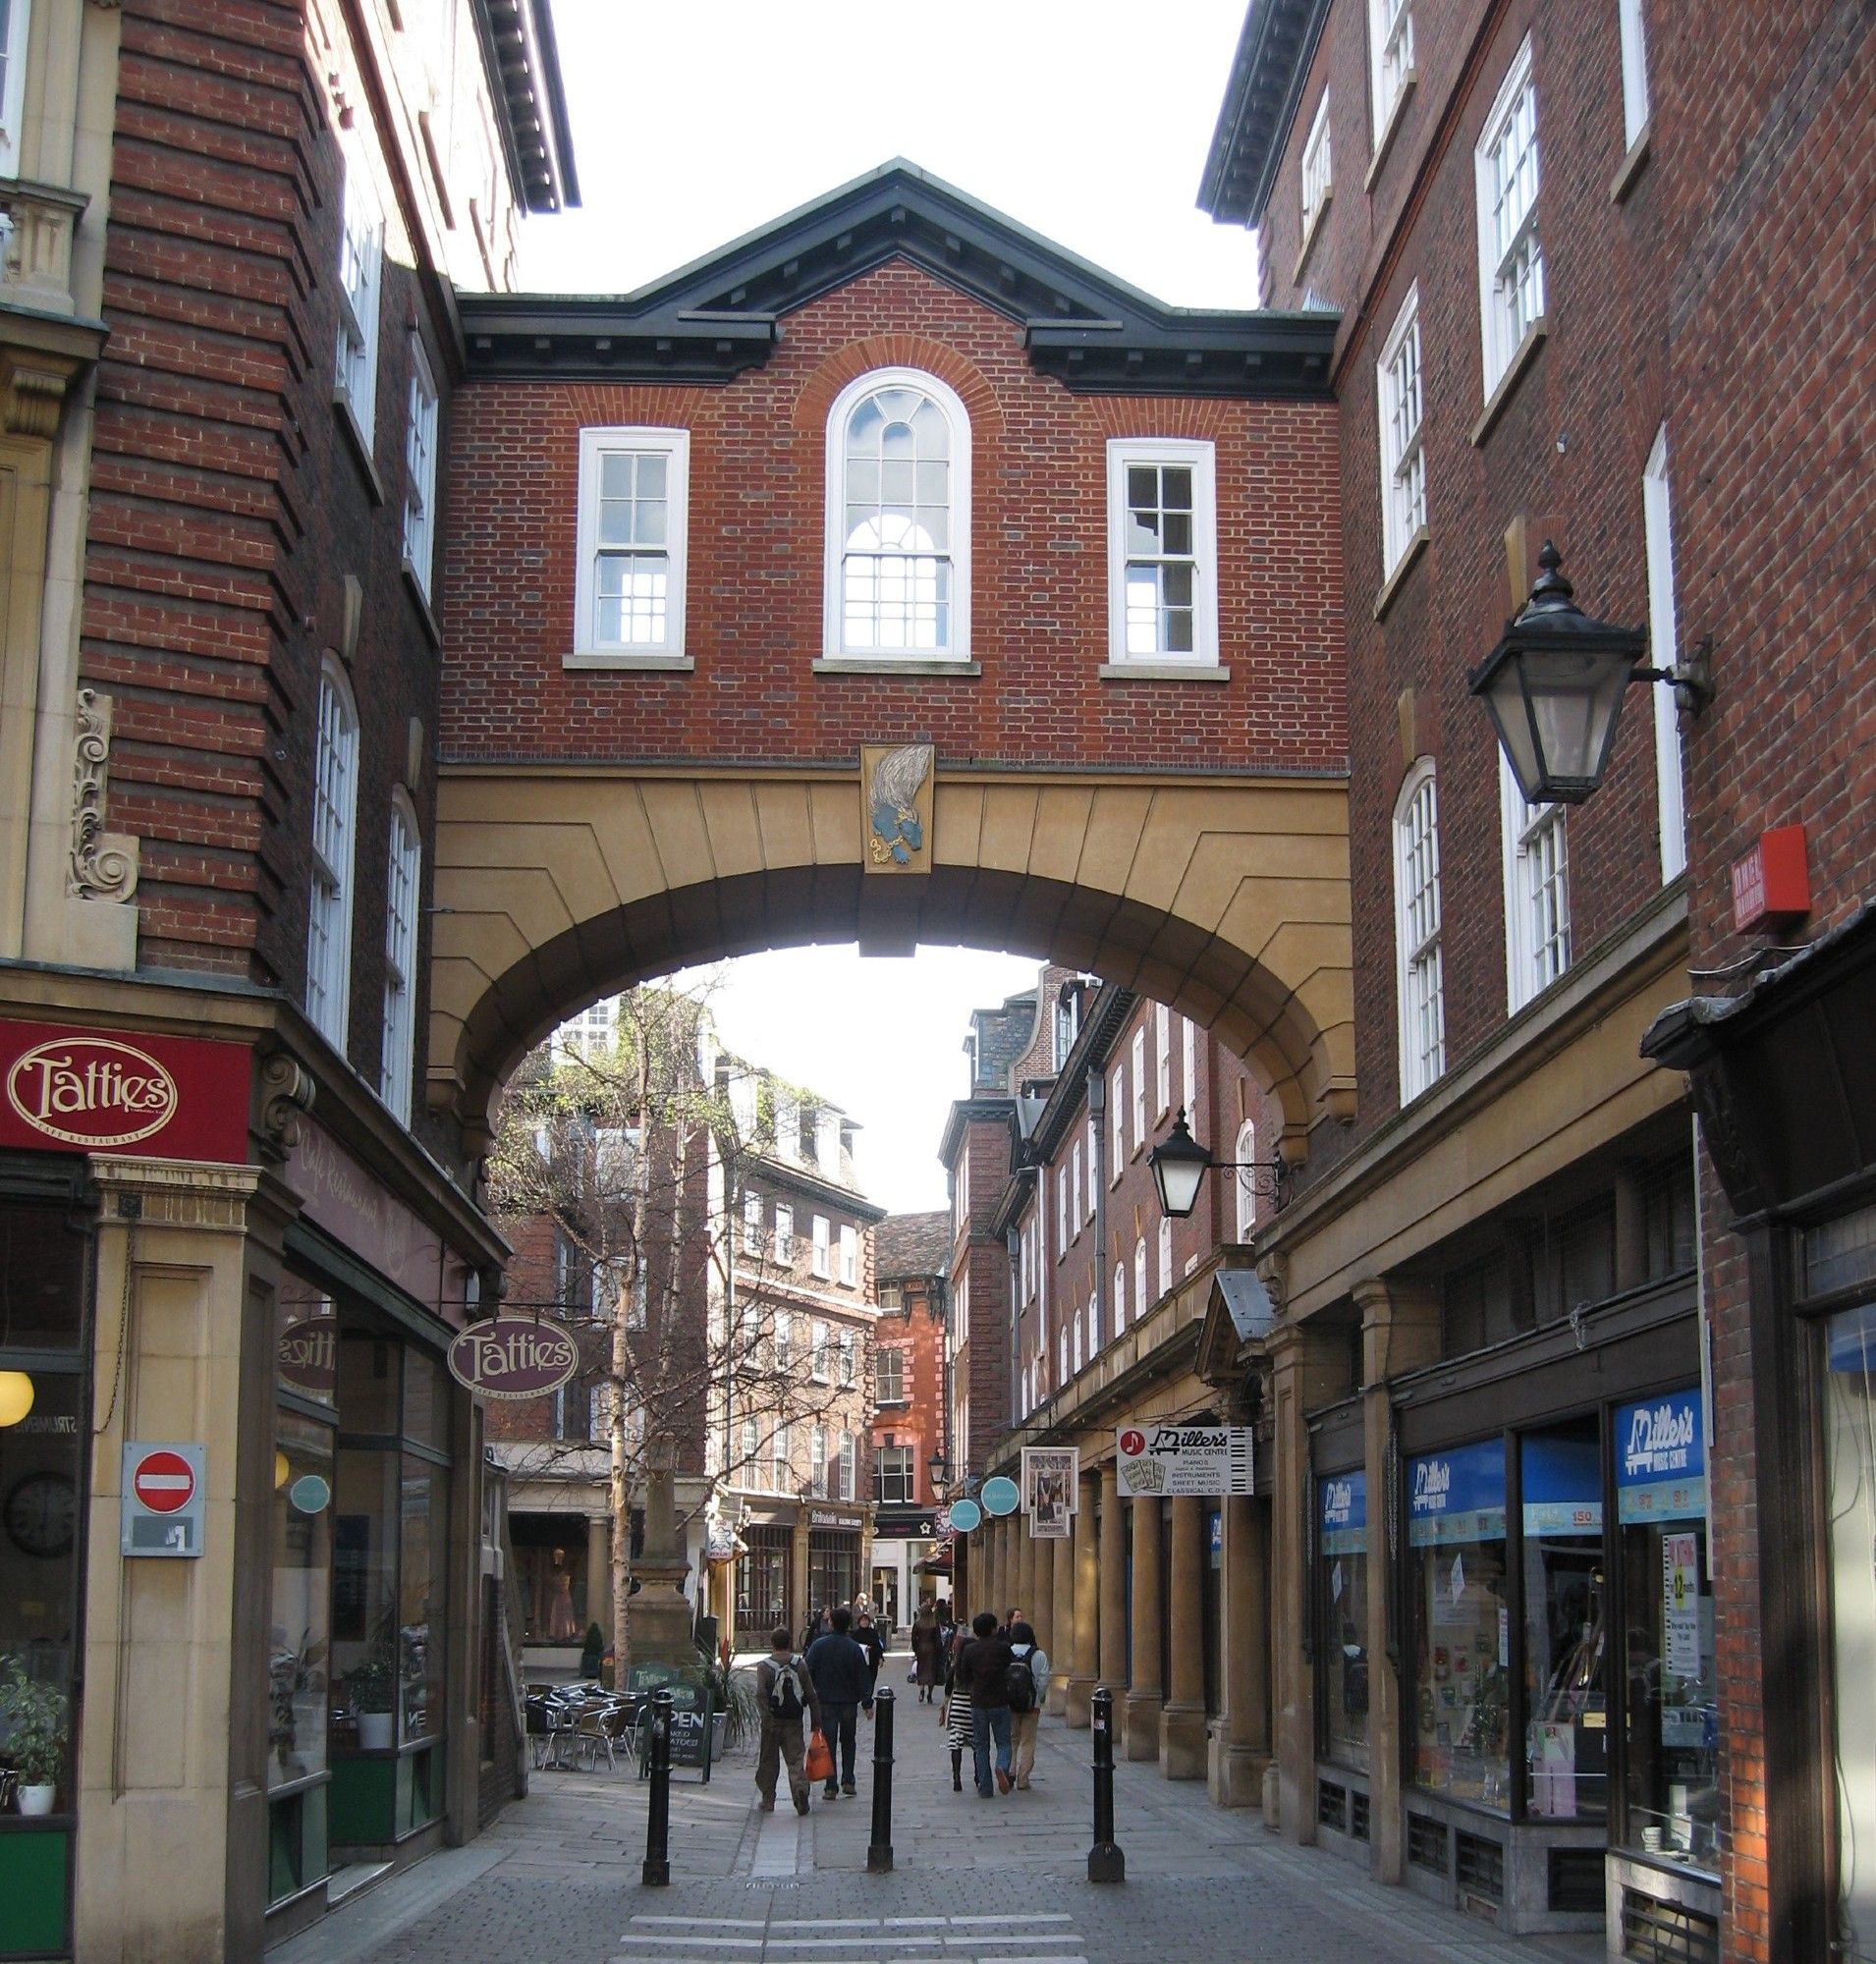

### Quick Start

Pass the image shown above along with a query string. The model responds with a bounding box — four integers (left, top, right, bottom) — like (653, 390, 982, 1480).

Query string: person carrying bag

(755, 1625, 823, 1816)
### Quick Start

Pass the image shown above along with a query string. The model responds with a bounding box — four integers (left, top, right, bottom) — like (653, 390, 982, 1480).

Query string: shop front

(807, 1506, 866, 1622)
(871, 1505, 939, 1636)
(1307, 1405, 1371, 1860)
(1383, 1277, 1712, 1937)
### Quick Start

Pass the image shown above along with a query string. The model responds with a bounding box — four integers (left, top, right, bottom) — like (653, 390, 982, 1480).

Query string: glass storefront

(1408, 1439, 1511, 1809)
(1318, 1471, 1369, 1770)
(511, 1516, 590, 1643)
(1522, 1421, 1607, 1823)
(807, 1527, 860, 1621)
(1824, 1301, 1876, 1954)
(0, 1193, 88, 1958)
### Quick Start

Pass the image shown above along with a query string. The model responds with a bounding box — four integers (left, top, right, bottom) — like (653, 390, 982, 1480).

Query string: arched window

(1113, 1262, 1127, 1335)
(307, 658, 359, 1047)
(1235, 1119, 1259, 1239)
(1133, 1237, 1148, 1322)
(824, 367, 970, 661)
(1393, 759, 1447, 1101)
(379, 790, 422, 1122)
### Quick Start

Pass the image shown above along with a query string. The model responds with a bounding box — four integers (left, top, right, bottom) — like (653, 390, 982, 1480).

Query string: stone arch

(428, 763, 1353, 1160)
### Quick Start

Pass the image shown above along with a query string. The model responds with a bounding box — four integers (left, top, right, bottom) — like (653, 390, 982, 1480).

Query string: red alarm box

(1731, 826, 1810, 933)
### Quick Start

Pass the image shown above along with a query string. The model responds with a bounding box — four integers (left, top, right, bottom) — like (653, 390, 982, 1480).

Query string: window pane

(1160, 467, 1192, 511)
(338, 1333, 400, 1436)
(398, 1456, 449, 1743)
(0, 1202, 87, 1349)
(910, 400, 949, 451)
(636, 453, 666, 499)
(331, 1447, 399, 1752)
(1162, 512, 1192, 556)
(1826, 1308, 1876, 1927)
(1522, 1421, 1607, 1823)
(1165, 608, 1194, 653)
(270, 1410, 334, 1791)
(1127, 465, 1156, 509)
(1162, 563, 1193, 608)
(1319, 1471, 1369, 1770)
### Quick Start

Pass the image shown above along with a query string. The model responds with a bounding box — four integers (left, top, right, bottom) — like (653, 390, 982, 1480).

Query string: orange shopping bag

(804, 1728, 834, 1783)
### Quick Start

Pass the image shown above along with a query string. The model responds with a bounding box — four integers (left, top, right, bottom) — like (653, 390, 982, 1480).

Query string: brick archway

(427, 762, 1352, 1156)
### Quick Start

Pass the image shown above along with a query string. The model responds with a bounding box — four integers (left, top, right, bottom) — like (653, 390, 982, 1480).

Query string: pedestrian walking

(802, 1604, 833, 1650)
(910, 1605, 946, 1703)
(939, 1653, 974, 1791)
(956, 1609, 1016, 1797)
(753, 1625, 821, 1815)
(854, 1607, 886, 1699)
(803, 1605, 873, 1798)
(1006, 1619, 1050, 1790)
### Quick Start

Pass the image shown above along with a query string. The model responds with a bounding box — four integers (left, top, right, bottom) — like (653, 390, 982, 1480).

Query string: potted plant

(346, 1627, 399, 1751)
(0, 1657, 69, 1816)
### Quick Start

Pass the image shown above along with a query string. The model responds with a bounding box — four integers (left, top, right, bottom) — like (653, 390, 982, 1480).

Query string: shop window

(1536, 1197, 1616, 1324)
(1407, 1439, 1511, 1811)
(1521, 1419, 1607, 1823)
(509, 1515, 588, 1645)
(1619, 1387, 1716, 1867)
(808, 1529, 861, 1619)
(267, 1410, 335, 1901)
(1318, 1470, 1370, 1771)
(1641, 1156, 1697, 1279)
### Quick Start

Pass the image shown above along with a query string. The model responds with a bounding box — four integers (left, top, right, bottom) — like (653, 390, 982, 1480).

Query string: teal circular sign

(947, 1498, 982, 1533)
(289, 1474, 330, 1515)
(981, 1476, 1021, 1518)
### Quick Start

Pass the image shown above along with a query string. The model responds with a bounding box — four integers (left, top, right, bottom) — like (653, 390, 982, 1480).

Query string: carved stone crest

(861, 743, 934, 873)
(68, 688, 138, 902)
(258, 1052, 317, 1164)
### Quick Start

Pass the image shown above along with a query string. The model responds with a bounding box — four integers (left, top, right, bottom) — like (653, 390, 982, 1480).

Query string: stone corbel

(0, 348, 82, 440)
(68, 688, 138, 903)
(257, 1051, 317, 1163)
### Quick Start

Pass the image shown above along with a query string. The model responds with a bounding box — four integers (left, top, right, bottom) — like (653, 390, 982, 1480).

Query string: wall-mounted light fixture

(1148, 1108, 1287, 1221)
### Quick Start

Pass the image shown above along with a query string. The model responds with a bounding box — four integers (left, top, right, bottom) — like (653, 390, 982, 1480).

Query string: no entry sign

(121, 1441, 205, 1557)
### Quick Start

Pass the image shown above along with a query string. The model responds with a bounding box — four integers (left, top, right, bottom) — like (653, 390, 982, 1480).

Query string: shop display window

(1521, 1420, 1606, 1822)
(511, 1516, 590, 1644)
(1822, 1309, 1875, 1943)
(1615, 1387, 1713, 1865)
(808, 1529, 860, 1620)
(1408, 1439, 1510, 1810)
(1318, 1470, 1369, 1770)
(267, 1409, 333, 1904)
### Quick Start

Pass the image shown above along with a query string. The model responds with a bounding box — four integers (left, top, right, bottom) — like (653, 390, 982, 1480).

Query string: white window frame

(810, 1319, 830, 1383)
(378, 790, 420, 1121)
(1133, 1238, 1148, 1322)
(875, 1444, 914, 1505)
(771, 1421, 791, 1493)
(573, 426, 690, 663)
(1084, 1120, 1097, 1221)
(823, 365, 972, 663)
(876, 1345, 906, 1405)
(1300, 88, 1333, 247)
(774, 1204, 795, 1264)
(1617, 0, 1650, 148)
(809, 1210, 833, 1288)
(1368, 0, 1414, 144)
(1056, 1164, 1069, 1257)
(839, 1223, 858, 1287)
(1086, 1286, 1100, 1354)
(1501, 750, 1572, 1010)
(1105, 438, 1220, 667)
(1158, 1216, 1173, 1297)
(1131, 1028, 1146, 1150)
(334, 152, 384, 443)
(1072, 1140, 1083, 1234)
(1393, 759, 1447, 1102)
(741, 1414, 759, 1475)
(1154, 1003, 1171, 1115)
(1474, 37, 1546, 399)
(839, 1328, 855, 1387)
(1072, 1308, 1083, 1375)
(1110, 1068, 1125, 1179)
(954, 1271, 968, 1349)
(0, 0, 31, 178)
(402, 335, 440, 596)
(1181, 1015, 1195, 1118)
(1378, 284, 1427, 574)
(810, 1424, 828, 1499)
(775, 1309, 793, 1374)
(1113, 1261, 1127, 1335)
(744, 1191, 763, 1255)
(1643, 426, 1686, 881)
(306, 657, 359, 1049)
(1235, 1120, 1260, 1239)
(1059, 1321, 1070, 1386)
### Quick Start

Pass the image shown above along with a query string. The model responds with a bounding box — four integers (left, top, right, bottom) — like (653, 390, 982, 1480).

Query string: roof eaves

(1197, 0, 1332, 231)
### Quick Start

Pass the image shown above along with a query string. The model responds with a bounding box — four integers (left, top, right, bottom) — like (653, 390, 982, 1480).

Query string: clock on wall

(5, 1470, 77, 1557)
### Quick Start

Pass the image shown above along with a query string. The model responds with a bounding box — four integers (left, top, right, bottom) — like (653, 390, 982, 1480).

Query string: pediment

(460, 160, 1336, 396)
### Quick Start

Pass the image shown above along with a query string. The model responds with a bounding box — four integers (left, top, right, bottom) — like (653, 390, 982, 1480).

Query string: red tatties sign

(0, 1019, 249, 1161)
(447, 1316, 581, 1400)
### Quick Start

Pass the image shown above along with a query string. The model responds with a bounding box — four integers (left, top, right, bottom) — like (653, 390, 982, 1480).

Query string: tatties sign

(0, 1018, 249, 1161)
(446, 1316, 580, 1400)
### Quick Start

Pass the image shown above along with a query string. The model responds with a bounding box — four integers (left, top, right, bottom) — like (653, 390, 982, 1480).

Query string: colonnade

(961, 1469, 1270, 1802)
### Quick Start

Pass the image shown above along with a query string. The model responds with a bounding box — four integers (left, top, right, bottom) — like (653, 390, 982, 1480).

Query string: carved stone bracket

(258, 1051, 317, 1164)
(68, 687, 138, 902)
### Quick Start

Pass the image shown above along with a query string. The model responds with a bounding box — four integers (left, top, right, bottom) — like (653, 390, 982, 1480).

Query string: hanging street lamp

(1148, 1108, 1287, 1221)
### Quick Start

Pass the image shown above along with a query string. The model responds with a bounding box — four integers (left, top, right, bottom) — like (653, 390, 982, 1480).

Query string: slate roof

(875, 1210, 953, 1282)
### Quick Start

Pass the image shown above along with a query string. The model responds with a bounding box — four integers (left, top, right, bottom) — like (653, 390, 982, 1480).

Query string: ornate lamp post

(1147, 1108, 1287, 1221)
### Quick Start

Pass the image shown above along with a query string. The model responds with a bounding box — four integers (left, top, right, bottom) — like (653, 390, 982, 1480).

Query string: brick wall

(439, 260, 1345, 775)
(870, 1275, 947, 1509)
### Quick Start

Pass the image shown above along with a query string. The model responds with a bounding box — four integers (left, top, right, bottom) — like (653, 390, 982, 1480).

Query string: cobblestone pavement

(271, 1655, 1603, 1964)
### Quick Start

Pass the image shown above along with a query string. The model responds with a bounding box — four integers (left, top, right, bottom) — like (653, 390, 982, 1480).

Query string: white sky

(529, 1, 1256, 1216)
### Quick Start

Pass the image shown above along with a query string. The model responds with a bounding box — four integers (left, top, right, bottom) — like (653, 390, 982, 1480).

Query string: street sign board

(947, 1498, 982, 1533)
(981, 1475, 1021, 1517)
(1115, 1424, 1253, 1499)
(121, 1441, 206, 1557)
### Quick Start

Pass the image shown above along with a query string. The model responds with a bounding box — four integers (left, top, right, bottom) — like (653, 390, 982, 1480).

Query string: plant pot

(356, 1713, 394, 1751)
(18, 1783, 56, 1818)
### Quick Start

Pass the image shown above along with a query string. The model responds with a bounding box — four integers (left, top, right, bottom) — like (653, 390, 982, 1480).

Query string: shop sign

(1520, 1434, 1603, 1536)
(445, 1316, 580, 1399)
(1115, 1424, 1253, 1498)
(277, 1317, 337, 1401)
(0, 1018, 248, 1162)
(1021, 1446, 1076, 1541)
(1318, 1469, 1366, 1555)
(946, 1498, 982, 1533)
(1615, 1389, 1705, 1523)
(1407, 1439, 1506, 1547)
(807, 1508, 855, 1531)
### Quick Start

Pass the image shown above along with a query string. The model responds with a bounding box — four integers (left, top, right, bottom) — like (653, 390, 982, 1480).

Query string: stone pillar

(791, 1511, 810, 1640)
(1030, 1517, 1056, 1661)
(1267, 1313, 1356, 1842)
(1208, 1491, 1270, 1805)
(1159, 1497, 1207, 1777)
(1097, 1463, 1127, 1702)
(983, 1516, 1002, 1625)
(1015, 1513, 1036, 1625)
(587, 1511, 613, 1643)
(1124, 1493, 1163, 1760)
(1048, 1531, 1073, 1716)
(1068, 1468, 1100, 1726)
(1355, 1279, 1442, 1883)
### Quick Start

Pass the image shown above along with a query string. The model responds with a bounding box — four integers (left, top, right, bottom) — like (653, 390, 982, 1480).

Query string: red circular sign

(1120, 1429, 1146, 1456)
(133, 1448, 195, 1514)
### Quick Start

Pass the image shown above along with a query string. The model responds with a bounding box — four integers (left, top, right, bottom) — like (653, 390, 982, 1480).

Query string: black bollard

(641, 1688, 673, 1886)
(1087, 1685, 1125, 1883)
(867, 1686, 895, 1874)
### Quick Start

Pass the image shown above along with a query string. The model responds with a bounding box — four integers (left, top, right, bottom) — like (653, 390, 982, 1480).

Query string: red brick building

(868, 1210, 952, 1632)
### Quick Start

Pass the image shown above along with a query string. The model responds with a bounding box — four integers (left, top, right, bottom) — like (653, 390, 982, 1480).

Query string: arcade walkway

(271, 1656, 1600, 1964)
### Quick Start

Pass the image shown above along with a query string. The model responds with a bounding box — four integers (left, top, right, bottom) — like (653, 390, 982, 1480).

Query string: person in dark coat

(853, 1608, 886, 1696)
(956, 1609, 1016, 1797)
(804, 1606, 873, 1797)
(910, 1606, 946, 1701)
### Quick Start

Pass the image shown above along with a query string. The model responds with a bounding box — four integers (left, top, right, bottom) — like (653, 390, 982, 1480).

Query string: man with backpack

(755, 1624, 822, 1815)
(1005, 1619, 1050, 1790)
(956, 1609, 1017, 1796)
(804, 1605, 874, 1797)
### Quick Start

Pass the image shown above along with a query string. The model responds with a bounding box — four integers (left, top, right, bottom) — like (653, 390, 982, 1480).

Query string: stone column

(984, 1515, 1003, 1624)
(1267, 1313, 1356, 1842)
(1030, 1517, 1056, 1660)
(1159, 1497, 1207, 1777)
(1209, 1491, 1270, 1805)
(1097, 1463, 1127, 1703)
(1048, 1532, 1073, 1716)
(1355, 1278, 1441, 1883)
(1015, 1512, 1036, 1624)
(791, 1511, 810, 1640)
(587, 1511, 613, 1643)
(1124, 1493, 1163, 1760)
(1068, 1468, 1100, 1726)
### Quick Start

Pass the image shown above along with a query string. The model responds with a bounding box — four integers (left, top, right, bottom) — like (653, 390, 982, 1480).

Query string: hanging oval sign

(981, 1476, 1021, 1518)
(446, 1316, 580, 1399)
(947, 1498, 982, 1534)
(289, 1474, 331, 1515)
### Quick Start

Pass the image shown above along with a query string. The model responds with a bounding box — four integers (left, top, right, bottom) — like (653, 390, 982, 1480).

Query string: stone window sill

(1470, 319, 1548, 448)
(1098, 662, 1231, 683)
(563, 650, 694, 672)
(1610, 124, 1651, 204)
(1364, 74, 1416, 193)
(332, 388, 385, 506)
(812, 658, 981, 677)
(1373, 525, 1429, 621)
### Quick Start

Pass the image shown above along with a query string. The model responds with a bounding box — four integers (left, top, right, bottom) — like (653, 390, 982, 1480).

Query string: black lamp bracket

(1209, 1157, 1289, 1208)
(1634, 633, 1714, 717)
